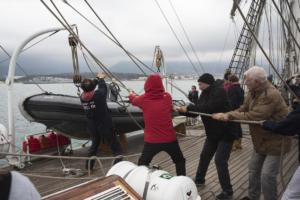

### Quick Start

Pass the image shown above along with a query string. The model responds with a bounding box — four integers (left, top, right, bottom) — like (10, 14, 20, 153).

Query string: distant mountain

(108, 61, 230, 76)
(0, 53, 230, 80)
(13, 72, 143, 83)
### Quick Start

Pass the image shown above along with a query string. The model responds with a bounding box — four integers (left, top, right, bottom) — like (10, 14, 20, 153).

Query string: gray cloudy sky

(0, 0, 251, 74)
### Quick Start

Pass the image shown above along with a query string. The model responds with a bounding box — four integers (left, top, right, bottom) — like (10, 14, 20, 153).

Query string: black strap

(123, 168, 135, 180)
(142, 169, 154, 200)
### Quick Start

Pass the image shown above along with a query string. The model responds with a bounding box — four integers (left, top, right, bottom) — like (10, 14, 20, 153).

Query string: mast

(228, 0, 266, 79)
(282, 0, 300, 77)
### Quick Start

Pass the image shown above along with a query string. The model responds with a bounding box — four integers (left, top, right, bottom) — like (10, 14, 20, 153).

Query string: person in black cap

(176, 73, 236, 200)
(80, 72, 123, 171)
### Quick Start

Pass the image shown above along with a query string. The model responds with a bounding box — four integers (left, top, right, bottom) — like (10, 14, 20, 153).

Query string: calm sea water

(0, 80, 196, 149)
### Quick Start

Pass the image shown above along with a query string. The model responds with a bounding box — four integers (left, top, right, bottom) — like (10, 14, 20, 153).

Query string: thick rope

(41, 0, 127, 92)
(0, 152, 141, 161)
(21, 172, 97, 180)
(186, 111, 263, 125)
(84, 0, 148, 76)
(61, 0, 192, 99)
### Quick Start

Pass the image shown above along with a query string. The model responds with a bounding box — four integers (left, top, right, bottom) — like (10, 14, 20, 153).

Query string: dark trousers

(86, 121, 122, 170)
(195, 138, 233, 193)
(138, 141, 186, 176)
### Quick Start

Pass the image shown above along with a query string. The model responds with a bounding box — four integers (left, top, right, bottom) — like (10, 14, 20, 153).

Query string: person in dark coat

(187, 85, 199, 125)
(176, 73, 236, 200)
(262, 103, 300, 200)
(223, 70, 232, 92)
(129, 74, 186, 176)
(80, 72, 122, 170)
(227, 75, 244, 150)
(188, 85, 199, 104)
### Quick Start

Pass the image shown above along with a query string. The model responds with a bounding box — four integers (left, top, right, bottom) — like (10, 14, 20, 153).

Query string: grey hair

(244, 66, 267, 83)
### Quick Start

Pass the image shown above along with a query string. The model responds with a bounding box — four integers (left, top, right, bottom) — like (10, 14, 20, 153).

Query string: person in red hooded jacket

(128, 74, 186, 176)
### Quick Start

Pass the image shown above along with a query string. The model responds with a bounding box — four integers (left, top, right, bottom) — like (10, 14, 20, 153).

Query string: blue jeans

(248, 151, 280, 200)
(195, 138, 233, 194)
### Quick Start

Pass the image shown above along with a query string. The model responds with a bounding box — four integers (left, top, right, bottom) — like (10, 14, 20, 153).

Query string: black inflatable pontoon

(19, 93, 144, 140)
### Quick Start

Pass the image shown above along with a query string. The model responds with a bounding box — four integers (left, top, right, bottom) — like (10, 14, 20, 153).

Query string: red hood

(144, 74, 165, 99)
(80, 91, 95, 101)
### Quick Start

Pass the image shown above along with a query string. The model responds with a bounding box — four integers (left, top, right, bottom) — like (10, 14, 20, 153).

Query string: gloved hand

(261, 120, 276, 131)
(97, 72, 106, 79)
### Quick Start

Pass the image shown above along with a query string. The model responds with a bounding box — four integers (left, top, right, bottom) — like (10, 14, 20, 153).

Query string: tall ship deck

(2, 126, 298, 199)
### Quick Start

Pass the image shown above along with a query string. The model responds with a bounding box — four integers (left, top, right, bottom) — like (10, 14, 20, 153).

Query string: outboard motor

(107, 82, 120, 102)
(0, 124, 10, 159)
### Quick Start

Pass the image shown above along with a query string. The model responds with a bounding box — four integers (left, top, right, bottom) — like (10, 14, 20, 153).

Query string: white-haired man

(213, 66, 291, 200)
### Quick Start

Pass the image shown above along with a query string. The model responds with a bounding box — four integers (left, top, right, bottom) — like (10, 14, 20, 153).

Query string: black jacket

(227, 83, 244, 138)
(227, 84, 244, 110)
(262, 104, 300, 162)
(80, 78, 113, 127)
(188, 90, 199, 104)
(187, 82, 236, 141)
(286, 79, 300, 99)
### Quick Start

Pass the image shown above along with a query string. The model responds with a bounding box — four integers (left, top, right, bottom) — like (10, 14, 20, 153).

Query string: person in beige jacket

(213, 66, 291, 200)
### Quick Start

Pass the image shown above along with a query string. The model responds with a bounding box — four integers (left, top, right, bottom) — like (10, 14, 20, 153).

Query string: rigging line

(233, 0, 300, 101)
(81, 50, 96, 76)
(264, 4, 273, 73)
(52, 1, 145, 93)
(43, 0, 127, 91)
(62, 0, 189, 98)
(0, 59, 9, 65)
(271, 0, 300, 52)
(46, 1, 188, 100)
(62, 0, 154, 74)
(23, 30, 60, 52)
(84, 0, 147, 76)
(42, 1, 113, 80)
(153, 0, 200, 76)
(45, 0, 146, 131)
(167, 0, 205, 73)
(284, 0, 300, 35)
(0, 31, 61, 65)
(47, 0, 116, 79)
(0, 45, 47, 93)
(78, 42, 96, 76)
(118, 93, 144, 130)
(218, 21, 232, 67)
(276, 5, 281, 72)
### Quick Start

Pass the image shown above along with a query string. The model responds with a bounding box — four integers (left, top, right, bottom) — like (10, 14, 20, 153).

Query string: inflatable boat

(19, 93, 144, 140)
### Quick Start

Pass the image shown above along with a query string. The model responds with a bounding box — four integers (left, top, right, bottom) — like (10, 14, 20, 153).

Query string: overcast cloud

(1, 0, 281, 75)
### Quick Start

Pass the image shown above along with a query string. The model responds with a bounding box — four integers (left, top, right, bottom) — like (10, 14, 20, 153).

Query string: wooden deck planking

(1, 128, 298, 200)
